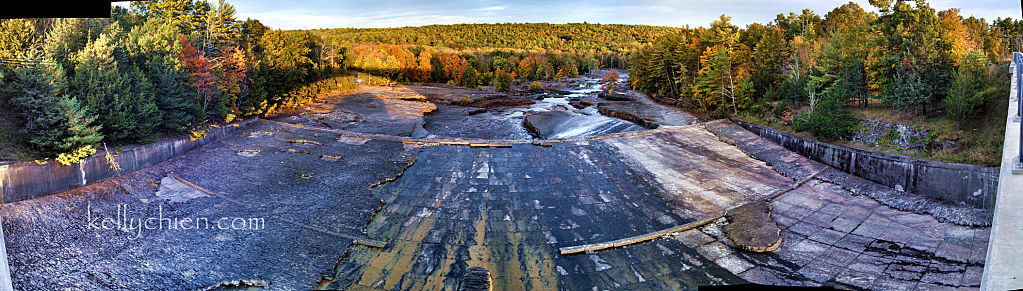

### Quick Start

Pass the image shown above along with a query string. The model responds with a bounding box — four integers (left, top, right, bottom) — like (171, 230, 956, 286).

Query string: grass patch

(748, 95, 1007, 167)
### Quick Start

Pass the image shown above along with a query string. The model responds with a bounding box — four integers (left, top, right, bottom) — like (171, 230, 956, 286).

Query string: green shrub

(792, 90, 859, 139)
(879, 129, 899, 146)
(528, 81, 543, 91)
(492, 69, 513, 92)
(945, 50, 997, 126)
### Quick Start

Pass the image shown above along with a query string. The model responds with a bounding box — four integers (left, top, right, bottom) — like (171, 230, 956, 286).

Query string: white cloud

(476, 5, 507, 11)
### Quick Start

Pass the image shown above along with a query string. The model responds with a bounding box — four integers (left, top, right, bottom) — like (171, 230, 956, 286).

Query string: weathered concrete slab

(707, 119, 992, 227)
(153, 176, 206, 203)
(0, 120, 414, 290)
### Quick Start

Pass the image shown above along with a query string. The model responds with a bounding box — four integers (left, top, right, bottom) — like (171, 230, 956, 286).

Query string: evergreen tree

(694, 44, 739, 114)
(0, 19, 39, 59)
(945, 50, 996, 126)
(776, 73, 809, 105)
(133, 0, 198, 34)
(1, 61, 103, 163)
(42, 18, 88, 74)
(32, 95, 104, 165)
(73, 32, 162, 142)
(871, 0, 948, 114)
(151, 62, 203, 131)
(792, 87, 858, 139)
(750, 27, 787, 100)
(459, 65, 478, 88)
(246, 29, 312, 114)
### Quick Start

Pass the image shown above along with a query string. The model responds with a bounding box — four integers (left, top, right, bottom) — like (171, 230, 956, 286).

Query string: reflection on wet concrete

(322, 122, 988, 290)
(322, 124, 800, 290)
(322, 140, 741, 289)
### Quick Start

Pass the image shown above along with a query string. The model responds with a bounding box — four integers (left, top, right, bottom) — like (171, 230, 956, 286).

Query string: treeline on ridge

(0, 0, 348, 164)
(628, 1, 1021, 140)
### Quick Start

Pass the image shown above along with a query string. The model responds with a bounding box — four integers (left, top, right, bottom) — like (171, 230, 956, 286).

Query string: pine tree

(871, 0, 948, 115)
(792, 87, 858, 139)
(1, 61, 103, 163)
(32, 95, 104, 165)
(459, 65, 478, 88)
(0, 19, 39, 59)
(694, 45, 738, 114)
(750, 27, 787, 100)
(246, 29, 312, 114)
(73, 32, 162, 142)
(151, 62, 203, 131)
(43, 18, 88, 74)
(945, 50, 996, 126)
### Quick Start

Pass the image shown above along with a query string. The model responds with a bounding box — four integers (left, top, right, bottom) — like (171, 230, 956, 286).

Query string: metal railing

(1014, 52, 1023, 174)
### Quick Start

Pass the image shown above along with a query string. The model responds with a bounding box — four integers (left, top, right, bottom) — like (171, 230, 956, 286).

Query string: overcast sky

(117, 0, 1021, 30)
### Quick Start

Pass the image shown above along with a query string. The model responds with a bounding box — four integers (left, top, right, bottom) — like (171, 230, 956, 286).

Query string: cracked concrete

(0, 120, 414, 290)
(0, 81, 992, 290)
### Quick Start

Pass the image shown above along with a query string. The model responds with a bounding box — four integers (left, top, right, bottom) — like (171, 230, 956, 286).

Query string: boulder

(722, 201, 783, 252)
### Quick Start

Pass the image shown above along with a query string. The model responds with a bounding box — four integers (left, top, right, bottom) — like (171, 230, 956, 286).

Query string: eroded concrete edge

(0, 216, 12, 291)
(704, 119, 993, 227)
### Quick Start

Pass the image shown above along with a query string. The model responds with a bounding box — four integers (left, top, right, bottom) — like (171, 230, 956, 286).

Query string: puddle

(236, 150, 260, 157)
(154, 176, 207, 203)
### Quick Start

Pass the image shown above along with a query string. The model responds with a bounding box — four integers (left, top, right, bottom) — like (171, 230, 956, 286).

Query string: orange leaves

(179, 34, 216, 106)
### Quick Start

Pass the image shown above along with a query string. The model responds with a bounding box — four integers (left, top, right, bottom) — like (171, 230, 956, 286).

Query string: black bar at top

(0, 1, 117, 19)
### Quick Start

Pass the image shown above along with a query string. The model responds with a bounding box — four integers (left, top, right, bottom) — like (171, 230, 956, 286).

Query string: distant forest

(309, 23, 678, 52)
(293, 23, 677, 88)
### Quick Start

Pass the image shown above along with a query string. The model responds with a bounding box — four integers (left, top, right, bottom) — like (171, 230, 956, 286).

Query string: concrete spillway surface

(0, 69, 989, 290)
(0, 118, 990, 290)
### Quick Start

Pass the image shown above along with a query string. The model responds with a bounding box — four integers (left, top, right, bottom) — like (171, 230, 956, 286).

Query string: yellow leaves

(189, 128, 208, 141)
(54, 145, 96, 166)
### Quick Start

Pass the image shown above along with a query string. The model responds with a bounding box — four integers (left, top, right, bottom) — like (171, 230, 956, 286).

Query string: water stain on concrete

(154, 176, 207, 203)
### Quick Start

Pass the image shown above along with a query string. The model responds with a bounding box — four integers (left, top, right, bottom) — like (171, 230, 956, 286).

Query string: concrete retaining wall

(0, 119, 256, 203)
(731, 119, 1000, 209)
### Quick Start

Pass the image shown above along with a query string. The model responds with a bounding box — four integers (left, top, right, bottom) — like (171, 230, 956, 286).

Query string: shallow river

(423, 74, 645, 140)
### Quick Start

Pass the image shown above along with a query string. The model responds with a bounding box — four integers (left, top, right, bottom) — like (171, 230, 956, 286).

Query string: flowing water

(423, 74, 645, 139)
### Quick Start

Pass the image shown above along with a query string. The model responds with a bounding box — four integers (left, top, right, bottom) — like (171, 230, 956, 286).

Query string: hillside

(304, 23, 682, 52)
